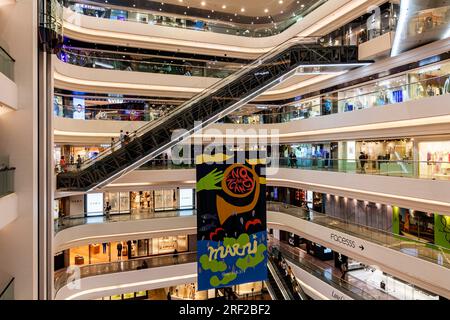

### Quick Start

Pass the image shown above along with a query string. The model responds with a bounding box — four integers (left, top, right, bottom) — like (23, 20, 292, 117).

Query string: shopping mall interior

(0, 0, 449, 305)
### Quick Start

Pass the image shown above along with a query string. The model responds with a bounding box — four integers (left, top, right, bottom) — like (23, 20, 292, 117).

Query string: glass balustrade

(0, 168, 15, 198)
(269, 239, 380, 300)
(53, 199, 450, 270)
(54, 251, 197, 293)
(132, 157, 450, 181)
(65, 0, 327, 38)
(267, 202, 450, 269)
(225, 74, 450, 124)
(57, 48, 239, 78)
(0, 47, 14, 81)
(55, 208, 196, 233)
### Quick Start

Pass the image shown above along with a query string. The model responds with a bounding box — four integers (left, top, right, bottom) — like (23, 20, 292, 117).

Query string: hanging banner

(196, 152, 267, 291)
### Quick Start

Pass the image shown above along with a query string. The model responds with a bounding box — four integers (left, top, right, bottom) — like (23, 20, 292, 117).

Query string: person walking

(76, 155, 82, 170)
(102, 242, 108, 254)
(104, 201, 111, 220)
(116, 242, 123, 260)
(173, 248, 179, 264)
(119, 130, 125, 146)
(127, 240, 132, 260)
(359, 151, 367, 173)
(340, 262, 348, 280)
(124, 131, 131, 145)
(59, 156, 67, 173)
(110, 137, 115, 151)
(289, 151, 298, 168)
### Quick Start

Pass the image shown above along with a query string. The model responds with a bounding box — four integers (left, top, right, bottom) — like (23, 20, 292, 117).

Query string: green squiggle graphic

(236, 243, 267, 271)
(210, 273, 237, 287)
(199, 254, 227, 272)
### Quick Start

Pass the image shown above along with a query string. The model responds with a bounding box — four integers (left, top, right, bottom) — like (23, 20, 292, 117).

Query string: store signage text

(330, 233, 356, 249)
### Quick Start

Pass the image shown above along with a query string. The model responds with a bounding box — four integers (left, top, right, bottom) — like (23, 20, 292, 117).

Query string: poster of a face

(73, 97, 85, 120)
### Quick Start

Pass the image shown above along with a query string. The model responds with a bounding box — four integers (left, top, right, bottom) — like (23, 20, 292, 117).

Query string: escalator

(265, 260, 288, 300)
(57, 37, 368, 191)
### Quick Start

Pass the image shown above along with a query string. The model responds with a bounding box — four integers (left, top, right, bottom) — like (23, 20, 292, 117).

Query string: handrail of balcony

(57, 48, 240, 78)
(54, 251, 197, 293)
(0, 167, 15, 198)
(0, 46, 15, 81)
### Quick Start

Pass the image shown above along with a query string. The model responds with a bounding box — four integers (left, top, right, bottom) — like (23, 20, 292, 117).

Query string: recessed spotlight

(133, 4, 136, 7)
(178, 0, 183, 2)
(222, 5, 226, 9)
(301, 4, 305, 7)
(240, 8, 245, 12)
(280, 10, 283, 13)
(279, 0, 283, 4)
(264, 8, 269, 13)
(234, 13, 237, 16)
(201, 1, 206, 6)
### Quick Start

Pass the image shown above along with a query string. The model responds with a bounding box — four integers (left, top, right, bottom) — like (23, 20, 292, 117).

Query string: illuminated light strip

(63, 273, 197, 300)
(54, 129, 119, 137)
(391, 0, 410, 57)
(268, 178, 450, 208)
(63, 19, 271, 54)
(54, 72, 204, 93)
(108, 180, 196, 187)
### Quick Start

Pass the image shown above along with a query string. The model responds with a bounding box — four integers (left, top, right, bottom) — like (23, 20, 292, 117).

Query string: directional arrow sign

(359, 245, 365, 251)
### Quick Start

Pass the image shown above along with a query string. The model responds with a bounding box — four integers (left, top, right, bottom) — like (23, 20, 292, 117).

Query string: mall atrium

(0, 0, 449, 303)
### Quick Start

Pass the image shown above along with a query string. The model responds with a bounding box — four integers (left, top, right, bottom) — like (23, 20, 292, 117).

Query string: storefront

(66, 235, 190, 267)
(418, 140, 450, 178)
(104, 192, 131, 214)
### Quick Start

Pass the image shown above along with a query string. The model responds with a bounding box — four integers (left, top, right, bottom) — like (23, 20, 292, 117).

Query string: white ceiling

(154, 0, 301, 17)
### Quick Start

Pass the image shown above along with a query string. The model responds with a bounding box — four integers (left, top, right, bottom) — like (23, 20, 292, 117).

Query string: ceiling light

(301, 4, 305, 7)
(241, 8, 245, 12)
(201, 1, 206, 6)
(178, 0, 183, 2)
(279, 0, 283, 4)
(234, 13, 237, 16)
(264, 8, 269, 13)
(222, 5, 226, 9)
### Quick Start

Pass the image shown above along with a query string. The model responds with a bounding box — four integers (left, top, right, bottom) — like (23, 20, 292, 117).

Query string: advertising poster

(196, 152, 267, 291)
(73, 97, 85, 120)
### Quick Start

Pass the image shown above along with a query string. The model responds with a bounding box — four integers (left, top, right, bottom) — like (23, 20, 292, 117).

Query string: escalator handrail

(74, 36, 322, 171)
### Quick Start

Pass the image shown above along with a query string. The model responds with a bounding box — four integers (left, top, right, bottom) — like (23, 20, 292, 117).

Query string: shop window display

(356, 139, 413, 175)
(154, 189, 177, 211)
(398, 209, 434, 243)
(418, 141, 450, 178)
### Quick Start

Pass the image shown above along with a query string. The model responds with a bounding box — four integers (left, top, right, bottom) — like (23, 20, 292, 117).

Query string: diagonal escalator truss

(57, 37, 368, 191)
